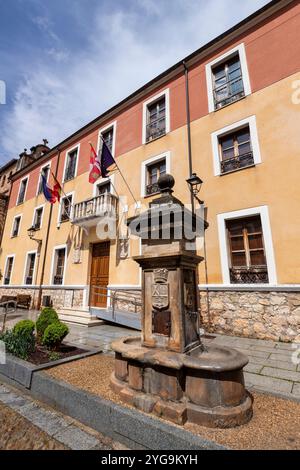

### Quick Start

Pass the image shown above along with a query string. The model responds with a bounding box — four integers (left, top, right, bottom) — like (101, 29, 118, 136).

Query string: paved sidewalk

(0, 383, 125, 450)
(3, 310, 300, 401)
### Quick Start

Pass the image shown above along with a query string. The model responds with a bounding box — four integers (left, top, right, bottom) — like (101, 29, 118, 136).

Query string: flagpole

(98, 136, 139, 207)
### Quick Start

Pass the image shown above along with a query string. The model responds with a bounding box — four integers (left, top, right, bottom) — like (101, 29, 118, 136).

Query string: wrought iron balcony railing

(25, 276, 33, 285)
(230, 266, 269, 284)
(221, 151, 254, 174)
(72, 193, 118, 227)
(214, 76, 245, 109)
(53, 275, 63, 285)
(146, 182, 160, 196)
(146, 117, 166, 142)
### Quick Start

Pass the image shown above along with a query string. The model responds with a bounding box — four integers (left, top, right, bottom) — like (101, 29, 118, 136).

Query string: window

(101, 128, 114, 153)
(219, 126, 254, 174)
(11, 216, 21, 237)
(146, 159, 166, 195)
(141, 152, 171, 197)
(53, 248, 66, 285)
(64, 147, 78, 181)
(212, 55, 244, 110)
(4, 256, 14, 285)
(97, 182, 111, 195)
(37, 164, 50, 194)
(33, 207, 43, 230)
(226, 216, 268, 284)
(1, 175, 6, 187)
(206, 44, 251, 113)
(142, 90, 170, 144)
(17, 177, 28, 205)
(211, 116, 261, 176)
(59, 194, 73, 223)
(24, 252, 36, 285)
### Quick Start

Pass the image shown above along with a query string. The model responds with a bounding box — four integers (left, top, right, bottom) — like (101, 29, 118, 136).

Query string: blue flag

(101, 140, 116, 178)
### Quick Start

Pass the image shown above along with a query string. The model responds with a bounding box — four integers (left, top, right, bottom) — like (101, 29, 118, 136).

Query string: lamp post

(186, 173, 204, 207)
(27, 226, 42, 310)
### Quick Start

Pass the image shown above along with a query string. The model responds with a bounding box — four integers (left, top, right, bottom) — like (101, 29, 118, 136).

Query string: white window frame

(36, 161, 51, 196)
(11, 214, 22, 237)
(62, 143, 80, 183)
(142, 89, 170, 145)
(3, 254, 15, 285)
(97, 121, 117, 158)
(206, 43, 251, 113)
(32, 204, 45, 230)
(23, 250, 37, 286)
(211, 115, 261, 176)
(93, 173, 116, 197)
(140, 151, 171, 198)
(217, 205, 277, 286)
(57, 191, 74, 226)
(16, 175, 29, 205)
(50, 244, 67, 286)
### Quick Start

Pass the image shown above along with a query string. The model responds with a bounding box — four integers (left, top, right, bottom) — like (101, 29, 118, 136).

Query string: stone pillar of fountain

(110, 174, 253, 428)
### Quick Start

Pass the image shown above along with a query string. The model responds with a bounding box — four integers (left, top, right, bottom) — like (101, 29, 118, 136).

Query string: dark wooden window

(37, 165, 50, 194)
(4, 257, 14, 285)
(226, 215, 268, 284)
(17, 178, 28, 204)
(64, 149, 78, 181)
(146, 97, 166, 142)
(25, 253, 36, 285)
(53, 248, 65, 285)
(101, 128, 114, 153)
(1, 175, 6, 187)
(213, 55, 244, 109)
(60, 195, 72, 222)
(12, 216, 21, 237)
(33, 207, 43, 230)
(219, 126, 254, 174)
(97, 182, 111, 195)
(146, 159, 166, 195)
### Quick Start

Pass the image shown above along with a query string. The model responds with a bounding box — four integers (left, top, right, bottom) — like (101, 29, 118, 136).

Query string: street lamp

(27, 226, 42, 250)
(186, 173, 204, 204)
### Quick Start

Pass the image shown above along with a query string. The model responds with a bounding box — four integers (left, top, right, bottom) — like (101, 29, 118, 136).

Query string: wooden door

(90, 242, 110, 308)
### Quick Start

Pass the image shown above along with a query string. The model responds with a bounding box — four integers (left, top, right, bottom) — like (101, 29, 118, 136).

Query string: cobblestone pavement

(3, 310, 300, 401)
(0, 383, 126, 450)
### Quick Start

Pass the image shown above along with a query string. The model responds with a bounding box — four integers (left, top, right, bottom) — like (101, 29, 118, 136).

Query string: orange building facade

(1, 0, 300, 341)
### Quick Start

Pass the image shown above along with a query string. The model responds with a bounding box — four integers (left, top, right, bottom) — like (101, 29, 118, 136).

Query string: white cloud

(0, 0, 268, 158)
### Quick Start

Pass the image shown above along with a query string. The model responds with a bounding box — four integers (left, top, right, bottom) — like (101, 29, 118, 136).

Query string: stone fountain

(111, 175, 253, 428)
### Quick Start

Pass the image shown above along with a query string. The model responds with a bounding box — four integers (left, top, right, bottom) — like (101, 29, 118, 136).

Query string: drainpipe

(183, 60, 194, 214)
(36, 148, 61, 310)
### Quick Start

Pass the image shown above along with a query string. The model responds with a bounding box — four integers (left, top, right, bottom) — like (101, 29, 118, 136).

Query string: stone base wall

(200, 290, 300, 343)
(0, 287, 84, 310)
(114, 290, 142, 313)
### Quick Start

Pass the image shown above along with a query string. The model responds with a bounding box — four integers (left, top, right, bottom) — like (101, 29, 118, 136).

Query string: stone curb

(0, 369, 226, 450)
(0, 346, 102, 389)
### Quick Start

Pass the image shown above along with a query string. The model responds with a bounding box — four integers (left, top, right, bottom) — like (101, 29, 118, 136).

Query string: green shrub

(0, 328, 35, 360)
(13, 319, 35, 337)
(42, 321, 69, 350)
(36, 307, 58, 342)
(48, 351, 61, 362)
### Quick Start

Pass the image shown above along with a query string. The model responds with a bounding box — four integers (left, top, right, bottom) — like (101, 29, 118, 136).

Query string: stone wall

(113, 290, 142, 313)
(0, 287, 84, 310)
(200, 289, 300, 343)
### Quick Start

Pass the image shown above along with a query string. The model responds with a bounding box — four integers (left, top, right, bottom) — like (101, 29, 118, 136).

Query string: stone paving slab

(244, 372, 293, 394)
(261, 367, 300, 383)
(292, 383, 300, 398)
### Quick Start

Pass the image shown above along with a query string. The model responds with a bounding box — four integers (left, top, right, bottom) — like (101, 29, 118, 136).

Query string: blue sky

(0, 0, 270, 165)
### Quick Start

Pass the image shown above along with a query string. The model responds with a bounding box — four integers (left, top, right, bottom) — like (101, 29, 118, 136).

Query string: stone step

(57, 308, 103, 327)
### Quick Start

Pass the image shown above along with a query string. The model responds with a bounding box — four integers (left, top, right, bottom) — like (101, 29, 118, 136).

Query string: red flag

(51, 173, 62, 202)
(89, 142, 101, 183)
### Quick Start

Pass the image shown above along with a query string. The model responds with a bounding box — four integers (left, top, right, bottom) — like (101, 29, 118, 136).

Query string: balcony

(221, 151, 254, 174)
(72, 193, 118, 228)
(230, 266, 269, 284)
(146, 117, 166, 143)
(214, 76, 245, 110)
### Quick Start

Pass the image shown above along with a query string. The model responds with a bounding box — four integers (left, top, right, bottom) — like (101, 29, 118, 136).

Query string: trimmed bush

(1, 320, 35, 360)
(13, 319, 35, 337)
(42, 321, 69, 350)
(36, 307, 59, 342)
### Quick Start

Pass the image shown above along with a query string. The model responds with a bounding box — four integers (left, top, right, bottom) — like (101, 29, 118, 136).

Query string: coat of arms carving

(152, 268, 169, 311)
